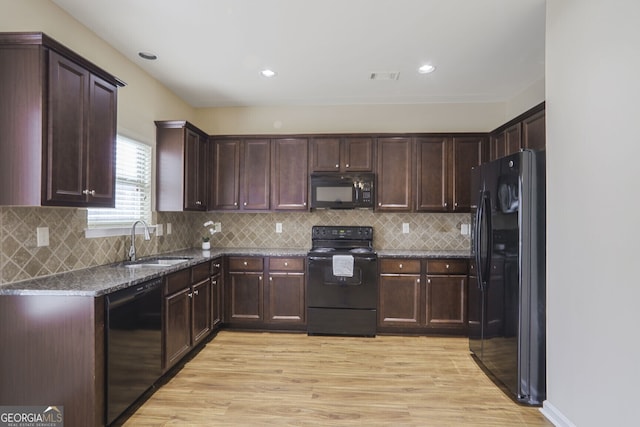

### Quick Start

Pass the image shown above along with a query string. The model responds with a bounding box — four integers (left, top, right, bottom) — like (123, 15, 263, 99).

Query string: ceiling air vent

(370, 72, 400, 81)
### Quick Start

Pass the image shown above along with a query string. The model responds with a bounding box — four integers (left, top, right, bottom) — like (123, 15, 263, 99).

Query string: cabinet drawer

(426, 259, 468, 275)
(192, 262, 210, 282)
(379, 259, 421, 274)
(210, 258, 222, 276)
(165, 268, 191, 295)
(228, 256, 264, 272)
(269, 257, 304, 272)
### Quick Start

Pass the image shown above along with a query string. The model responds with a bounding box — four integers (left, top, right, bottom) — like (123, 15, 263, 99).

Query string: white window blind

(88, 136, 152, 227)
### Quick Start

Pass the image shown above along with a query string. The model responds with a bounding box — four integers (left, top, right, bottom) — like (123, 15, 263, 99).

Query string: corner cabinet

(156, 121, 208, 211)
(0, 32, 124, 207)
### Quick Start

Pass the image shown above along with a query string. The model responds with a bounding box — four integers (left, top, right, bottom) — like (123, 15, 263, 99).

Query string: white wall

(195, 102, 509, 135)
(543, 1, 640, 426)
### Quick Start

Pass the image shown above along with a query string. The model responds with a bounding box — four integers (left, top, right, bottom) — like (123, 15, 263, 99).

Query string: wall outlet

(214, 222, 222, 233)
(275, 223, 283, 233)
(156, 224, 164, 237)
(166, 223, 172, 235)
(402, 223, 410, 234)
(36, 227, 49, 247)
(461, 223, 470, 236)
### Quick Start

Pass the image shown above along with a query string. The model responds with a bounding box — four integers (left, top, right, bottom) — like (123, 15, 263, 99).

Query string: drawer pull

(243, 261, 248, 266)
(284, 262, 288, 266)
(399, 263, 403, 269)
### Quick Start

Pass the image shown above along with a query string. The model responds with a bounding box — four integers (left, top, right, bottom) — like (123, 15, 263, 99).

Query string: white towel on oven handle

(332, 254, 354, 277)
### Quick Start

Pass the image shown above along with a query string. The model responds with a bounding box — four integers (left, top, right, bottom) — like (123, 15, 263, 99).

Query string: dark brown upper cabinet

(0, 32, 124, 207)
(310, 136, 373, 172)
(209, 138, 241, 210)
(240, 139, 271, 210)
(208, 138, 271, 211)
(489, 103, 545, 161)
(450, 136, 486, 212)
(376, 137, 413, 212)
(522, 109, 546, 151)
(156, 121, 208, 211)
(415, 137, 448, 212)
(271, 138, 308, 210)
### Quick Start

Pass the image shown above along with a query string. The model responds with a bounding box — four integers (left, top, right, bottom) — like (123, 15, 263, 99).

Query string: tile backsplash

(0, 207, 470, 285)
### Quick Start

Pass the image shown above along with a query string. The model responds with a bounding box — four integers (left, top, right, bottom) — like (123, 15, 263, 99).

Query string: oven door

(307, 254, 378, 309)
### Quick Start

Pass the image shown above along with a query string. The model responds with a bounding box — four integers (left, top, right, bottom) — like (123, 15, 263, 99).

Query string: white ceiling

(52, 0, 545, 108)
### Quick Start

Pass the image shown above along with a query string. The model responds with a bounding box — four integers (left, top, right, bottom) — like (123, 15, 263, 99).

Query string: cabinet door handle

(378, 202, 382, 206)
(234, 202, 238, 206)
(417, 278, 420, 284)
(444, 202, 448, 208)
(427, 279, 431, 284)
(244, 202, 247, 206)
(212, 280, 217, 285)
(196, 201, 202, 205)
(188, 292, 193, 298)
(269, 277, 273, 281)
(303, 202, 307, 206)
(454, 202, 458, 208)
(345, 163, 350, 168)
(335, 164, 340, 168)
(194, 290, 199, 296)
(82, 189, 96, 196)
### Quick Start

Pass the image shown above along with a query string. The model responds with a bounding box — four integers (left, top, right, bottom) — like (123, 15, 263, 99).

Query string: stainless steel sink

(123, 256, 192, 268)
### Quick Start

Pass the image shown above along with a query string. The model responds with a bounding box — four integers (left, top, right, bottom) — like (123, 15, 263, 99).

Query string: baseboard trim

(540, 400, 576, 427)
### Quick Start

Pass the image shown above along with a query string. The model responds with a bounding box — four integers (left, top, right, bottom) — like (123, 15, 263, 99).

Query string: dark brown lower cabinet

(163, 262, 212, 372)
(378, 259, 422, 329)
(225, 256, 306, 330)
(378, 257, 468, 335)
(225, 256, 265, 325)
(266, 257, 306, 329)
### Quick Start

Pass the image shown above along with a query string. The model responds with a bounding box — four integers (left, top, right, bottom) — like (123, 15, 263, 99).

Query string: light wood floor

(123, 331, 552, 426)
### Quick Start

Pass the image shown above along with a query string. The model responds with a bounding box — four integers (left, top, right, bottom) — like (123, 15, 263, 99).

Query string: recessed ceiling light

(418, 64, 436, 74)
(260, 69, 277, 78)
(138, 51, 158, 61)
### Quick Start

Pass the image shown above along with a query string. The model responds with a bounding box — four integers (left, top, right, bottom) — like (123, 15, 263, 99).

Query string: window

(87, 135, 152, 228)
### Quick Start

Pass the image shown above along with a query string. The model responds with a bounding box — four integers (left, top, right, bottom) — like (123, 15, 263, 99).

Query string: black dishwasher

(106, 278, 163, 425)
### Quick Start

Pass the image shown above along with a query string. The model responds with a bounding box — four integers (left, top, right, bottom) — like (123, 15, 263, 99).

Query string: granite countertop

(0, 247, 468, 296)
(376, 249, 471, 259)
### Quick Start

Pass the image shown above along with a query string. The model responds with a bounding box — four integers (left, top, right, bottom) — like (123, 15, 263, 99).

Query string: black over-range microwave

(310, 172, 375, 209)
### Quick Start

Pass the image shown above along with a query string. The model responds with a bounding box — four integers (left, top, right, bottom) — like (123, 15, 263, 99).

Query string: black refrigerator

(469, 149, 546, 405)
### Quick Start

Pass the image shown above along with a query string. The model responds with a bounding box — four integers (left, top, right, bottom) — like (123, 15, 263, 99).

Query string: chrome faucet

(129, 220, 151, 261)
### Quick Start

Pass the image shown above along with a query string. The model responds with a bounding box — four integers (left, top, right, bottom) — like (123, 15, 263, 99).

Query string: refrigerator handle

(476, 191, 492, 291)
(474, 194, 484, 290)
